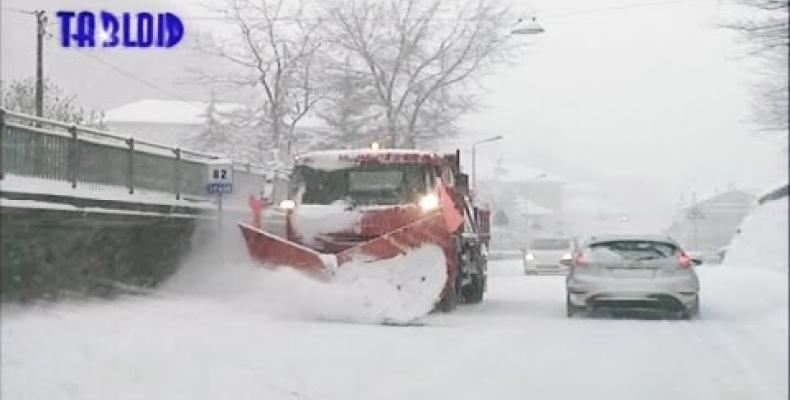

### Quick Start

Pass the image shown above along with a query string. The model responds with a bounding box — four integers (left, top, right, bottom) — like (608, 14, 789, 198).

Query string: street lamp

(472, 135, 504, 189)
(511, 17, 545, 35)
(468, 16, 542, 190)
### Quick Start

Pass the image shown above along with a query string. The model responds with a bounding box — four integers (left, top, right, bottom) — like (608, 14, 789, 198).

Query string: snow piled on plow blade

(167, 242, 447, 325)
(331, 245, 448, 324)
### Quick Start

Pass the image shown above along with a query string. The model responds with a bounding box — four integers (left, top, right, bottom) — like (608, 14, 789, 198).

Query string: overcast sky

(1, 0, 787, 231)
(454, 0, 787, 229)
(462, 0, 786, 190)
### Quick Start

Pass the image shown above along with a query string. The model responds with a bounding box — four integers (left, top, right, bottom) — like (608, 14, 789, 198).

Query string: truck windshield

(294, 164, 431, 206)
(348, 171, 404, 192)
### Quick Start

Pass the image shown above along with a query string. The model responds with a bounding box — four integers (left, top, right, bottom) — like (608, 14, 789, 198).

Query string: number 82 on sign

(206, 161, 234, 194)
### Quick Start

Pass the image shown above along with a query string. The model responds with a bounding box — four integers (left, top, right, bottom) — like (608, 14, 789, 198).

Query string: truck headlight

(525, 253, 535, 261)
(279, 199, 296, 210)
(418, 193, 439, 212)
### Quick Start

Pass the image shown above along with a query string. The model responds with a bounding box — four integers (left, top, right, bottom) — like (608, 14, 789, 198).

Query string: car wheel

(566, 293, 581, 317)
(683, 296, 700, 319)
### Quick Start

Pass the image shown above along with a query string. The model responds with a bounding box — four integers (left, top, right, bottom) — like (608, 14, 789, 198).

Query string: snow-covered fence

(0, 108, 275, 200)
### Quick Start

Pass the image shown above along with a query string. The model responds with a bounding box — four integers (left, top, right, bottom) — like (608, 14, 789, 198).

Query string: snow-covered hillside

(724, 196, 788, 272)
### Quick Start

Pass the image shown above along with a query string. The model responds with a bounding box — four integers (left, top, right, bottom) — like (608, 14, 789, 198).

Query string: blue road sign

(206, 182, 233, 194)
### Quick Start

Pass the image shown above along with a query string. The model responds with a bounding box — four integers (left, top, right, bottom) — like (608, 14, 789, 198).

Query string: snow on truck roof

(294, 149, 446, 170)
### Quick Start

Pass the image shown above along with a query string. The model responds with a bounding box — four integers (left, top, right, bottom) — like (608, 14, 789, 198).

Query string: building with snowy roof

(103, 99, 244, 147)
(475, 165, 567, 250)
(665, 189, 757, 251)
(104, 99, 330, 160)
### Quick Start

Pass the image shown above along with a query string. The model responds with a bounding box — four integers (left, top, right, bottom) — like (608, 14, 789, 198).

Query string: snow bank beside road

(724, 197, 788, 272)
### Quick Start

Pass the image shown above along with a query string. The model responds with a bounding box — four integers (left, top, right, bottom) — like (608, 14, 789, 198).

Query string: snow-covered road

(2, 260, 787, 400)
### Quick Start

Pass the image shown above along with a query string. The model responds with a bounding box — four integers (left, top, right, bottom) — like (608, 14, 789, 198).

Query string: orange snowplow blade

(238, 222, 331, 280)
(336, 212, 453, 266)
(238, 211, 454, 281)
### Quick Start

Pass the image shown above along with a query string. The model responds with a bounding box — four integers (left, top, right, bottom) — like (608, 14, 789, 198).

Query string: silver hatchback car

(564, 234, 700, 318)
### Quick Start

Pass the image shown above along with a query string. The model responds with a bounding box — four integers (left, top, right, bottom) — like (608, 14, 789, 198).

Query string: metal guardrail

(0, 108, 280, 200)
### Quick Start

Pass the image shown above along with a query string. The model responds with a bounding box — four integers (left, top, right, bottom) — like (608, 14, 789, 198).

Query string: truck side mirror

(454, 173, 469, 196)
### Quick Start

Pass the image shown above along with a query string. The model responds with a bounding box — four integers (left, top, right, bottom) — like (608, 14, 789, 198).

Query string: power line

(1, 7, 35, 14)
(1, 7, 205, 110)
(540, 0, 712, 19)
(8, 0, 712, 112)
(70, 51, 204, 110)
(182, 0, 712, 25)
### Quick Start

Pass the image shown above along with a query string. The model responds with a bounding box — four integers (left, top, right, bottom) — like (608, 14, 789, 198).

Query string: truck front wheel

(437, 278, 459, 312)
(462, 275, 485, 304)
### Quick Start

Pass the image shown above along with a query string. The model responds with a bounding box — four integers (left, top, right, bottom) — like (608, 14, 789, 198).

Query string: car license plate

(609, 269, 654, 278)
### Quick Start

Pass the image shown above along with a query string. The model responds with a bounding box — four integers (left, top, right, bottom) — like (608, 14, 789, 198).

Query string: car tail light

(573, 251, 588, 267)
(678, 251, 692, 268)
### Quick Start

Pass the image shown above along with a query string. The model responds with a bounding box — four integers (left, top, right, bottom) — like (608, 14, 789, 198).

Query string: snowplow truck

(238, 149, 491, 311)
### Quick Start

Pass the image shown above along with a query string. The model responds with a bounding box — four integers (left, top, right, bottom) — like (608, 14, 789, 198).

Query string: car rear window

(586, 240, 678, 261)
(530, 239, 571, 250)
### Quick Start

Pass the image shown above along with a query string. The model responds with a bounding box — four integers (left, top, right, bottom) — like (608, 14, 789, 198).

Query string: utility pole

(0, 1, 4, 108)
(34, 10, 47, 119)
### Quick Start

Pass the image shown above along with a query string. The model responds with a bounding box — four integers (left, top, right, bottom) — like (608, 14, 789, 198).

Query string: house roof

(483, 165, 566, 184)
(104, 99, 244, 125)
(105, 98, 329, 130)
(512, 197, 554, 215)
(688, 189, 756, 212)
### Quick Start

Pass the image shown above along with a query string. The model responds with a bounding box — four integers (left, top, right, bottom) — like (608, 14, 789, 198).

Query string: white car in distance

(523, 237, 575, 275)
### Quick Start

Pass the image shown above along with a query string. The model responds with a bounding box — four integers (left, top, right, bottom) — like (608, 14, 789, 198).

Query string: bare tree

(723, 0, 789, 134)
(196, 0, 325, 157)
(190, 105, 274, 162)
(3, 78, 104, 127)
(323, 0, 517, 147)
(410, 86, 476, 144)
(314, 57, 383, 147)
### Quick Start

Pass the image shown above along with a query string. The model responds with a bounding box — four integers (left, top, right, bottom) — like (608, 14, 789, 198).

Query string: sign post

(206, 159, 234, 229)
